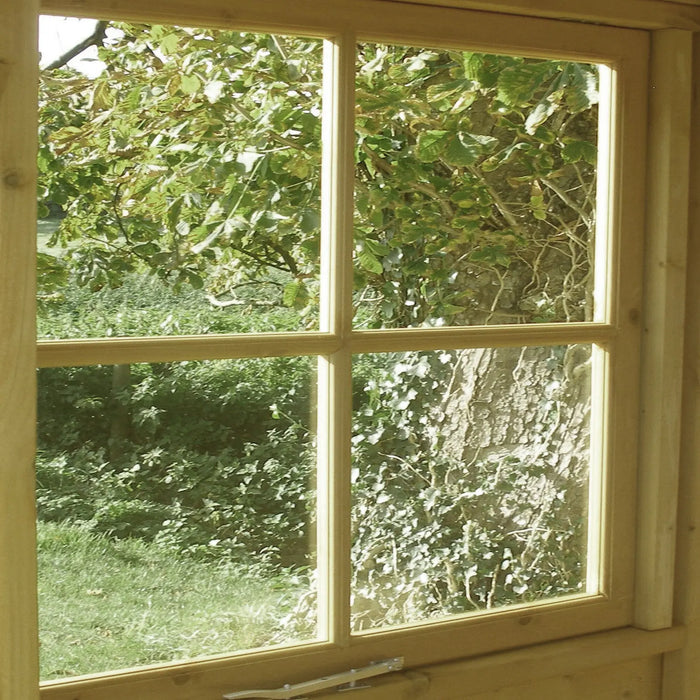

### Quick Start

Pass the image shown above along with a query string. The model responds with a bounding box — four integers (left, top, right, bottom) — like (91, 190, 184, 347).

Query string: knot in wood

(3, 170, 22, 188)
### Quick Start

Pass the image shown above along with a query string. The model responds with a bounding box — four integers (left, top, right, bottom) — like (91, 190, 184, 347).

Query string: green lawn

(37, 521, 314, 680)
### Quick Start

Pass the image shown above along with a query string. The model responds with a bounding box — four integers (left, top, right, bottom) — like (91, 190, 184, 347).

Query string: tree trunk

(109, 363, 132, 461)
(351, 343, 593, 629)
(441, 344, 591, 480)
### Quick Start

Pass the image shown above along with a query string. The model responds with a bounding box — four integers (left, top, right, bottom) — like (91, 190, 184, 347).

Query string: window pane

(351, 345, 593, 631)
(38, 18, 323, 338)
(354, 44, 599, 328)
(36, 358, 317, 679)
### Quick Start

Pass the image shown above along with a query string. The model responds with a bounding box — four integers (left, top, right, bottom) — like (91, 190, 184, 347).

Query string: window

(9, 1, 653, 698)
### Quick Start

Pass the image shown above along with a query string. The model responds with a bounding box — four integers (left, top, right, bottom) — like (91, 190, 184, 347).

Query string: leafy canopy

(38, 24, 599, 330)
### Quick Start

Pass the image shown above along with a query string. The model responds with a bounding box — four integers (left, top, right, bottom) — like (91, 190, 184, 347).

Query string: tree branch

(468, 165, 522, 233)
(540, 177, 593, 229)
(206, 294, 277, 308)
(44, 20, 108, 71)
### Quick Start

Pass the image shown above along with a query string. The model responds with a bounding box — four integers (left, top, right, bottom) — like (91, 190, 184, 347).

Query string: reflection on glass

(351, 346, 592, 631)
(354, 44, 600, 328)
(37, 19, 323, 338)
(36, 358, 317, 679)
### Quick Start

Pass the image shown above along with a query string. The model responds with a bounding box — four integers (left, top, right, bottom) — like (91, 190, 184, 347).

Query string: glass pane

(351, 345, 593, 631)
(38, 17, 323, 338)
(354, 43, 600, 328)
(36, 358, 317, 679)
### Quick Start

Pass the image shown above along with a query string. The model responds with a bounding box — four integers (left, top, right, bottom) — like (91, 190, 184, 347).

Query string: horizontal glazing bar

(37, 332, 342, 367)
(349, 323, 615, 354)
(37, 324, 614, 367)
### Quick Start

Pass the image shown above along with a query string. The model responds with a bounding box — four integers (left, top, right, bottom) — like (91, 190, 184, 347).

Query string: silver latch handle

(222, 657, 404, 699)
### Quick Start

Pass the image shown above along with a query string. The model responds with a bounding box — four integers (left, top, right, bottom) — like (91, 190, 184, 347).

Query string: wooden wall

(289, 627, 682, 699)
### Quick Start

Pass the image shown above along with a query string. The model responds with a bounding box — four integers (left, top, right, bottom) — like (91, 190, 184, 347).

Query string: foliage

(350, 349, 587, 628)
(37, 349, 316, 567)
(353, 47, 598, 326)
(38, 26, 598, 328)
(37, 271, 299, 338)
(38, 26, 323, 325)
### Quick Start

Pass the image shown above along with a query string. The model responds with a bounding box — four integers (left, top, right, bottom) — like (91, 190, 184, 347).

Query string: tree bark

(109, 363, 132, 460)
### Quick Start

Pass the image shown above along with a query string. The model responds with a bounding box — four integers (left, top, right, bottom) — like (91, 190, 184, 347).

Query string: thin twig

(44, 21, 108, 71)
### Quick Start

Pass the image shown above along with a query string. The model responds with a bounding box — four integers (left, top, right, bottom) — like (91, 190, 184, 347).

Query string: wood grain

(635, 29, 693, 631)
(661, 30, 700, 700)
(0, 1, 40, 699)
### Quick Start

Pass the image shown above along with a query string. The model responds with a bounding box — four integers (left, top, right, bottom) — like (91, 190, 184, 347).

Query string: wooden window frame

(1, 1, 692, 699)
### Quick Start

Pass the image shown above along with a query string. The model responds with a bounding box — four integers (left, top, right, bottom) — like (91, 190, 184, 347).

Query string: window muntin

(33, 3, 647, 696)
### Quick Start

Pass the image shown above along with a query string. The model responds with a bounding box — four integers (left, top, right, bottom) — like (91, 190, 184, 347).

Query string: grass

(37, 521, 314, 680)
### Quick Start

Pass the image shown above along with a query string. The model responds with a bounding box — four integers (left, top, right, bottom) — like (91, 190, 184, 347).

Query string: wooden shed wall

(2, 1, 700, 699)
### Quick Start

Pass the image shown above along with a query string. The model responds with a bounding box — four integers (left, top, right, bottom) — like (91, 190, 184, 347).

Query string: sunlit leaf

(415, 130, 448, 163)
(561, 140, 597, 164)
(357, 249, 384, 274)
(180, 74, 201, 95)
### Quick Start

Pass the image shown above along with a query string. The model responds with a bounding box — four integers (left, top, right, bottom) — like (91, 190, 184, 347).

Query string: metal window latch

(222, 657, 404, 700)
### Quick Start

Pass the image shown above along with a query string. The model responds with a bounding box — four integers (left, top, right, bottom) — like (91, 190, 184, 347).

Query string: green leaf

(283, 280, 300, 307)
(444, 134, 480, 167)
(561, 140, 597, 164)
(531, 124, 556, 144)
(300, 209, 319, 234)
(426, 79, 473, 105)
(283, 280, 309, 309)
(463, 53, 500, 88)
(524, 98, 558, 135)
(437, 303, 465, 318)
(426, 84, 461, 104)
(364, 238, 391, 256)
(444, 132, 498, 167)
(180, 74, 202, 95)
(91, 82, 115, 111)
(563, 63, 599, 113)
(415, 130, 448, 163)
(497, 62, 556, 107)
(469, 245, 511, 267)
(357, 249, 384, 274)
(184, 270, 204, 289)
(480, 142, 530, 172)
(451, 217, 480, 232)
(159, 33, 180, 55)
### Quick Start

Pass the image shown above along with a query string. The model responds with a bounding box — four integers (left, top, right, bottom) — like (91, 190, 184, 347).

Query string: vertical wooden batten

(0, 0, 40, 699)
(635, 29, 693, 631)
(661, 30, 700, 700)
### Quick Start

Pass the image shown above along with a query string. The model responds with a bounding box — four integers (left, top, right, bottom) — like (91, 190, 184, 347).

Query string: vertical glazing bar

(586, 65, 615, 595)
(317, 32, 356, 645)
